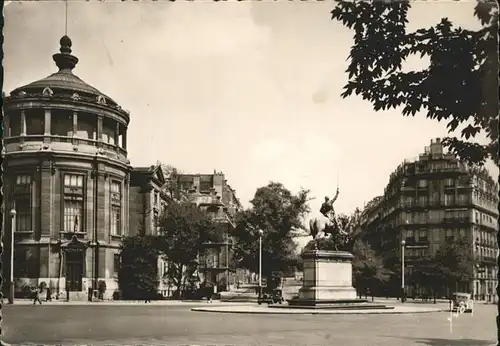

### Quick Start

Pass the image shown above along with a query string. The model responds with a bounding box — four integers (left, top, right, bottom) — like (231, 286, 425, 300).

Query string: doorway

(65, 251, 84, 291)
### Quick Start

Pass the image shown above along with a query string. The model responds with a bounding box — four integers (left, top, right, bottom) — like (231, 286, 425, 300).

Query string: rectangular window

(418, 180, 427, 188)
(212, 251, 219, 268)
(110, 181, 122, 236)
(406, 230, 414, 242)
(459, 228, 466, 238)
(444, 194, 454, 206)
(458, 194, 468, 205)
(446, 229, 454, 241)
(113, 254, 121, 276)
(154, 192, 159, 206)
(63, 174, 84, 233)
(419, 230, 428, 242)
(14, 175, 32, 232)
(154, 211, 160, 235)
(445, 178, 454, 187)
(418, 195, 427, 206)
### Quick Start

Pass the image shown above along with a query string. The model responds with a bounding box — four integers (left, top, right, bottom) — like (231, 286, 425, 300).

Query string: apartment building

(360, 138, 498, 299)
(176, 172, 242, 291)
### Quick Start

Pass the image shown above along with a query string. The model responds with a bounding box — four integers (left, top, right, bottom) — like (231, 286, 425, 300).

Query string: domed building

(3, 36, 131, 300)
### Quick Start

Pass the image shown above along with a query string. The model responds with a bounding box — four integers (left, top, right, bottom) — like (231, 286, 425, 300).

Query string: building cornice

(4, 150, 132, 172)
(5, 98, 129, 126)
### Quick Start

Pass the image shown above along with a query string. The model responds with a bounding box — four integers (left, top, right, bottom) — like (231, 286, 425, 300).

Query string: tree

(434, 237, 475, 295)
(156, 201, 221, 298)
(159, 164, 189, 203)
(118, 235, 161, 300)
(331, 1, 498, 166)
(351, 240, 391, 298)
(409, 256, 442, 302)
(410, 238, 475, 302)
(232, 182, 310, 289)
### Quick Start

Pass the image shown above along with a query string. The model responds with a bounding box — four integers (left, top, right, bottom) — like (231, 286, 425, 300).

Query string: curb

(190, 307, 449, 315)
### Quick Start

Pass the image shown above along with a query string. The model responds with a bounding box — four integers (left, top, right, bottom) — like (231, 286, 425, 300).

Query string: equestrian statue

(308, 186, 359, 252)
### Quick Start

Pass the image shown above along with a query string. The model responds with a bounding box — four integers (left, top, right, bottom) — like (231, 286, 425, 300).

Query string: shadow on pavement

(386, 337, 494, 346)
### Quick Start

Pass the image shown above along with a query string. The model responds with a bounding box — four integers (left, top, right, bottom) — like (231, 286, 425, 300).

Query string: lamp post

(258, 229, 264, 299)
(401, 239, 406, 303)
(9, 208, 17, 304)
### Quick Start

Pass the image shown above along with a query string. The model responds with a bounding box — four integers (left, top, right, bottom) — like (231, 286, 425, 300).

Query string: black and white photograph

(1, 0, 499, 345)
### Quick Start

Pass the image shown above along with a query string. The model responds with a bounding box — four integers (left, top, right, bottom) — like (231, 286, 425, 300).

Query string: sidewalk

(3, 298, 252, 306)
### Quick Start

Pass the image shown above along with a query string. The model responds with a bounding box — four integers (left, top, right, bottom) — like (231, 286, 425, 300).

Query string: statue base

(285, 250, 393, 310)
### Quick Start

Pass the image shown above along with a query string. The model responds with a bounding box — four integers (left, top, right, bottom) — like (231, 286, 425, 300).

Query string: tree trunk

(174, 264, 184, 299)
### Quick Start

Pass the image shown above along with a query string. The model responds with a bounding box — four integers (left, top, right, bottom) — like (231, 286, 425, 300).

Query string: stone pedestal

(289, 250, 360, 306)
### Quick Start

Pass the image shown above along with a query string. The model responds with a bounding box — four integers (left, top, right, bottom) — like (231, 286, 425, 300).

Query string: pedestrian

(33, 285, 42, 305)
(46, 286, 52, 302)
(206, 282, 213, 303)
(144, 291, 151, 303)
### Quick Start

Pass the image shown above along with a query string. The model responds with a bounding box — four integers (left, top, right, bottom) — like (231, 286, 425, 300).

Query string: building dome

(8, 35, 128, 119)
(4, 36, 130, 164)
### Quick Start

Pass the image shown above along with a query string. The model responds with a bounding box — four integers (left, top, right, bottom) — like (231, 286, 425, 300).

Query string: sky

(4, 1, 498, 227)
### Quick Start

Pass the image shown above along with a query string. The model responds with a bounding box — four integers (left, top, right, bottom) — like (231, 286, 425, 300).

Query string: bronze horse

(309, 188, 360, 252)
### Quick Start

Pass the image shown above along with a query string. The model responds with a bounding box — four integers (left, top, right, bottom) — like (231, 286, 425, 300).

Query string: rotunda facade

(3, 36, 131, 300)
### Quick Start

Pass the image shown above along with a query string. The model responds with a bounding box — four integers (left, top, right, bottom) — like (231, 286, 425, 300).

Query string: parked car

(451, 292, 474, 313)
(258, 288, 284, 305)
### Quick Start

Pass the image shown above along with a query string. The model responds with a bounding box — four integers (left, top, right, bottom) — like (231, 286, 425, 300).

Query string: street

(2, 302, 497, 345)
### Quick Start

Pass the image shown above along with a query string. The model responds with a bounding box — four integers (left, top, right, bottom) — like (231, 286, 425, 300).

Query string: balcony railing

(443, 217, 471, 224)
(405, 239, 430, 248)
(4, 135, 127, 161)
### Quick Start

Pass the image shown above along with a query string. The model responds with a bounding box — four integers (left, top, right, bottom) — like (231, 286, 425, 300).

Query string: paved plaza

(2, 301, 497, 345)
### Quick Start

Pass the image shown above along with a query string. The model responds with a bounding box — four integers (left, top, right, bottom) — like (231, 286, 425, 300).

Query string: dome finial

(53, 35, 79, 72)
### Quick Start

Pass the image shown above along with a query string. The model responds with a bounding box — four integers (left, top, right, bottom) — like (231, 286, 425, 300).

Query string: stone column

(122, 129, 127, 150)
(4, 114, 10, 137)
(72, 112, 78, 146)
(72, 112, 78, 138)
(115, 122, 120, 147)
(124, 173, 130, 237)
(44, 109, 51, 135)
(20, 110, 27, 135)
(86, 171, 95, 238)
(32, 169, 39, 239)
(20, 110, 27, 144)
(39, 161, 54, 238)
(97, 116, 103, 143)
(96, 171, 106, 242)
(44, 109, 52, 144)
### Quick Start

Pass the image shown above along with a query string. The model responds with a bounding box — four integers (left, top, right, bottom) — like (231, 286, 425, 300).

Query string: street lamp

(258, 229, 264, 300)
(9, 208, 17, 304)
(401, 239, 406, 303)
